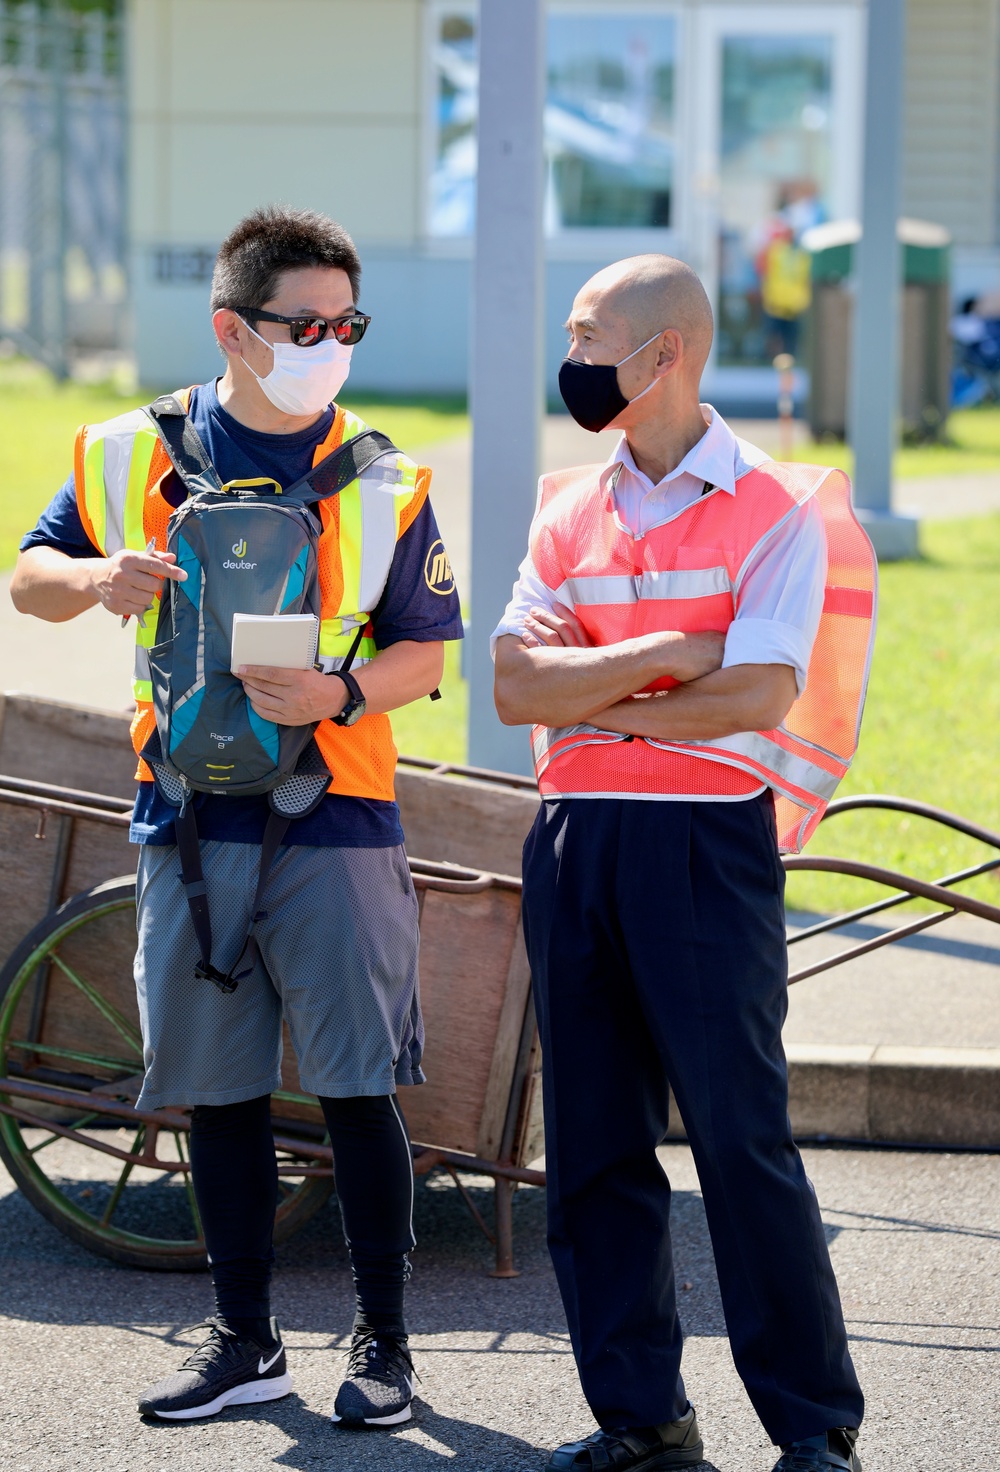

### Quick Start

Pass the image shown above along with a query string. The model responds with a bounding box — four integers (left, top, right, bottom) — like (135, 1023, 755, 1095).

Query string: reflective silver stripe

(134, 645, 151, 682)
(781, 726, 848, 765)
(316, 653, 373, 673)
(94, 409, 148, 555)
(639, 566, 732, 599)
(564, 567, 732, 605)
(540, 788, 767, 803)
(650, 730, 842, 801)
(357, 459, 403, 612)
(172, 676, 205, 723)
(565, 575, 638, 605)
(535, 724, 839, 805)
(531, 722, 627, 768)
(533, 723, 592, 762)
(336, 612, 368, 638)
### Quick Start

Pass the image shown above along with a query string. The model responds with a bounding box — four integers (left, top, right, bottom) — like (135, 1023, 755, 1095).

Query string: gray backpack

(139, 393, 399, 992)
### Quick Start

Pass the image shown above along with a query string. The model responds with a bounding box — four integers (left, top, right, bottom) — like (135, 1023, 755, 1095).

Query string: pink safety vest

(528, 460, 877, 852)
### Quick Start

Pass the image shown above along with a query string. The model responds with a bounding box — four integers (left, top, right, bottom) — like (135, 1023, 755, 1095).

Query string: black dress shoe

(545, 1405, 704, 1471)
(771, 1428, 861, 1472)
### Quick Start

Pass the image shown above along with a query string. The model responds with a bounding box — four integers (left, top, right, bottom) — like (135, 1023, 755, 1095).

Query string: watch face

(339, 696, 366, 727)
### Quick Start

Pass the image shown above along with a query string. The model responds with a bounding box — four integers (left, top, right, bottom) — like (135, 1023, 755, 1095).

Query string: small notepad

(231, 613, 320, 675)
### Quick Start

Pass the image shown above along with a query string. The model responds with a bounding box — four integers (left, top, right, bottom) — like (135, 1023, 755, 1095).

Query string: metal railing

(785, 795, 1000, 984)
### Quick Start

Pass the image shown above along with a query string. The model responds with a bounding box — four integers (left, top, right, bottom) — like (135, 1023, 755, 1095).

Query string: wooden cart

(4, 693, 1000, 1274)
(0, 694, 544, 1275)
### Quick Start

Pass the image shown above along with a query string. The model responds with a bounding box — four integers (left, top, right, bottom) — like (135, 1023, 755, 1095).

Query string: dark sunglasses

(238, 307, 371, 347)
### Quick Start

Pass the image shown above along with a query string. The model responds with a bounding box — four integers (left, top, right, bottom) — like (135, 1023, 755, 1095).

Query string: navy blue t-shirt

(21, 381, 464, 846)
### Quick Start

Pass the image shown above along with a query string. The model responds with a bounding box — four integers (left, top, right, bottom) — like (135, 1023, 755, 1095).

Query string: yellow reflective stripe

(132, 601, 158, 700)
(81, 433, 107, 554)
(317, 624, 377, 660)
(316, 645, 376, 672)
(123, 434, 152, 554)
(121, 428, 159, 675)
(324, 410, 421, 628)
(338, 408, 368, 441)
(335, 482, 365, 622)
(134, 607, 159, 654)
(329, 409, 366, 625)
(80, 411, 156, 556)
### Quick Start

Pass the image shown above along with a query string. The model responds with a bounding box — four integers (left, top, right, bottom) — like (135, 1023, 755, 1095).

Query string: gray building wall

(133, 246, 622, 398)
(902, 0, 1000, 300)
(130, 0, 1000, 395)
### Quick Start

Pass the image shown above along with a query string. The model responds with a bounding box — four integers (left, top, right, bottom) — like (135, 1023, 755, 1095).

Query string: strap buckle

(194, 959, 239, 994)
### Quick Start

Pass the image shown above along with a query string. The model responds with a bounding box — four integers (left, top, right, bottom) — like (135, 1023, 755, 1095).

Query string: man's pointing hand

(91, 547, 187, 620)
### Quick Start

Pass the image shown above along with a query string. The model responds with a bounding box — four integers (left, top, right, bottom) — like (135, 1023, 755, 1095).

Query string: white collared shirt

(491, 404, 827, 696)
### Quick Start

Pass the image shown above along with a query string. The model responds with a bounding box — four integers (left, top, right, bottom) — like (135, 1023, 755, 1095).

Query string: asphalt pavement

(1, 1142, 998, 1472)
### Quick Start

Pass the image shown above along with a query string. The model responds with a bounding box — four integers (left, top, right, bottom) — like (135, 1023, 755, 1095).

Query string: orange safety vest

(528, 460, 876, 852)
(74, 389, 431, 801)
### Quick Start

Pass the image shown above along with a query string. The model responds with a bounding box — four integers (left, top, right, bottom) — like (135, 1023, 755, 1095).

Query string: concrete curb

(666, 1045, 1000, 1149)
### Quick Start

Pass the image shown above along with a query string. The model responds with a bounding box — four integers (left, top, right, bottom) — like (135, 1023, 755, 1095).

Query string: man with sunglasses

(11, 206, 463, 1428)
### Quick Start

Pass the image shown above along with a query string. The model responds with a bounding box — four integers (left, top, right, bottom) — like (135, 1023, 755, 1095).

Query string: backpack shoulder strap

(144, 394, 224, 498)
(144, 395, 397, 506)
(282, 428, 398, 504)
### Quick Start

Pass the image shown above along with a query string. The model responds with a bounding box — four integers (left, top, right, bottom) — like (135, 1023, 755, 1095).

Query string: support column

(848, 0, 917, 558)
(467, 0, 546, 775)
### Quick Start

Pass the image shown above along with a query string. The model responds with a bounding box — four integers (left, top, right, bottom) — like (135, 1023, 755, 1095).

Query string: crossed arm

(493, 602, 798, 740)
(10, 544, 444, 724)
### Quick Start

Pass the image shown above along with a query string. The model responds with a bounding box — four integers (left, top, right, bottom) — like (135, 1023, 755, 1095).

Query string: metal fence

(0, 0, 126, 377)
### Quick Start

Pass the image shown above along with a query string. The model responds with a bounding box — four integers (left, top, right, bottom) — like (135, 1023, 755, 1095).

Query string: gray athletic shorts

(133, 840, 424, 1110)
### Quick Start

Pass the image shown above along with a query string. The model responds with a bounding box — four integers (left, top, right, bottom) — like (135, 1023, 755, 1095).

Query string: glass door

(691, 5, 863, 373)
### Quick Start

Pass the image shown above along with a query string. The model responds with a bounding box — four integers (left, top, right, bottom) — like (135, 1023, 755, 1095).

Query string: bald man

(493, 257, 866, 1472)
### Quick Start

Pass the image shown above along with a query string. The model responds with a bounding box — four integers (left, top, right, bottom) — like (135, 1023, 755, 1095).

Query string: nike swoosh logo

(258, 1346, 283, 1375)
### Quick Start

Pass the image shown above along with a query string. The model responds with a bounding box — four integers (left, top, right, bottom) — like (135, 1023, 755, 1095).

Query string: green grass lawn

(783, 513, 1000, 916)
(791, 407, 1000, 478)
(3, 361, 999, 569)
(0, 361, 469, 568)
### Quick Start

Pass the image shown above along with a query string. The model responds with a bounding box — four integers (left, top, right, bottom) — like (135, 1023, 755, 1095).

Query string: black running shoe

(331, 1326, 415, 1427)
(138, 1316, 292, 1421)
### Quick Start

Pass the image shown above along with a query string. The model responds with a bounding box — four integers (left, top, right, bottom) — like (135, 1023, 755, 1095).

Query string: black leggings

(188, 1093, 415, 1329)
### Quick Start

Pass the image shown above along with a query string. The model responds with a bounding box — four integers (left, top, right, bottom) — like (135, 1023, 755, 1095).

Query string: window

(429, 5, 677, 239)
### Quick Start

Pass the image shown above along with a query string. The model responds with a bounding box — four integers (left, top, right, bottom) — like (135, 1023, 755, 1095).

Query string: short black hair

(210, 205, 361, 312)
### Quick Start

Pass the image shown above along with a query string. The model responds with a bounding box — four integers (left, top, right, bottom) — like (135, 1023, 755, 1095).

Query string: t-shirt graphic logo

(424, 539, 455, 595)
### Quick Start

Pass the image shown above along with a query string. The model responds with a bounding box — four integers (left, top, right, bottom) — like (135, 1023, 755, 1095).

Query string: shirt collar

(602, 404, 740, 496)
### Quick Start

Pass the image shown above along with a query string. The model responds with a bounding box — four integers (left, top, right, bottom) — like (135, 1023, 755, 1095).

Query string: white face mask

(241, 319, 353, 416)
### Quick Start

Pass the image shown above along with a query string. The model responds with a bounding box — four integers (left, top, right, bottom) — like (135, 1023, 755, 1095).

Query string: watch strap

(334, 669, 364, 706)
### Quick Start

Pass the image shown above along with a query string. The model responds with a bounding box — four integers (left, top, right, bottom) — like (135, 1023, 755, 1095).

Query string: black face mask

(558, 331, 663, 433)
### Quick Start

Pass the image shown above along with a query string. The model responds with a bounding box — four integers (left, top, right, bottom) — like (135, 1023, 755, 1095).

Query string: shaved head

(571, 254, 714, 379)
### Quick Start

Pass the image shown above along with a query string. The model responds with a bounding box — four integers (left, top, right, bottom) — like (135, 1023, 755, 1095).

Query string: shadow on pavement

(0, 1166, 731, 1342)
(139, 1396, 725, 1472)
(141, 1396, 550, 1470)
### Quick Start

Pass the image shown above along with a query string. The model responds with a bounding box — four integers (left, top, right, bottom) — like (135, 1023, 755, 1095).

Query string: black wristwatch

(330, 669, 367, 726)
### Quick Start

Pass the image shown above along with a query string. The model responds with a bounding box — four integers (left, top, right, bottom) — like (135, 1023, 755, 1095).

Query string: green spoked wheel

(0, 877, 333, 1270)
